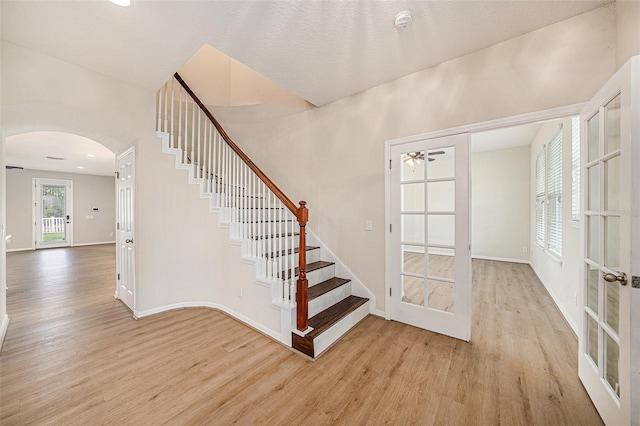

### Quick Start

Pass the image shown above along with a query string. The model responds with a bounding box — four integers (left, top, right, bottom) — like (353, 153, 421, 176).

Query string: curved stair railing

(156, 73, 309, 331)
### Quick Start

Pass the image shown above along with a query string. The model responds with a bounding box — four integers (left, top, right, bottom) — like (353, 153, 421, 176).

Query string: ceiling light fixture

(77, 166, 85, 169)
(110, 0, 131, 7)
(87, 154, 96, 158)
(403, 151, 446, 167)
(394, 10, 413, 29)
(46, 156, 65, 160)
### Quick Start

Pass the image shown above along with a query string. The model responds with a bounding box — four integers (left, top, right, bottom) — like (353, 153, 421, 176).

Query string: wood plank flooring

(1, 245, 603, 425)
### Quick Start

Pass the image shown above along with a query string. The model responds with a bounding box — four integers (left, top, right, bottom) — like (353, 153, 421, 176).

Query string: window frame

(535, 126, 563, 259)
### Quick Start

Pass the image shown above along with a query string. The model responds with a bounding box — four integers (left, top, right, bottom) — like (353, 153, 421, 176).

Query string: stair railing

(156, 73, 309, 332)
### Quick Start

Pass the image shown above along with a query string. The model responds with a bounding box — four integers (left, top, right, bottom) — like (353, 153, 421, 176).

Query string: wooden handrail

(172, 73, 309, 332)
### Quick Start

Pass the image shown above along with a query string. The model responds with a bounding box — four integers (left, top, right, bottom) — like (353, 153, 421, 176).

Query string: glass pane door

(389, 133, 471, 341)
(40, 184, 68, 244)
(578, 56, 639, 426)
(34, 178, 73, 249)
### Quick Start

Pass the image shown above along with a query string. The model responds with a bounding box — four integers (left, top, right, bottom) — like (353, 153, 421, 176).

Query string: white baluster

(183, 97, 189, 164)
(163, 81, 169, 132)
(177, 85, 183, 152)
(156, 88, 162, 131)
(170, 78, 175, 148)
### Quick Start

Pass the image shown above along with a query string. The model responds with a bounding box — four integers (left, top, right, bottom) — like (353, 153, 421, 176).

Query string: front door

(389, 133, 471, 341)
(34, 178, 73, 249)
(116, 147, 135, 311)
(578, 56, 639, 425)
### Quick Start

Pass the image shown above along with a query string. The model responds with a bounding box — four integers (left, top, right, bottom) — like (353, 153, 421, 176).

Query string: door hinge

(389, 159, 392, 169)
(115, 171, 120, 179)
(117, 273, 120, 280)
(390, 288, 392, 296)
(389, 224, 392, 232)
(117, 223, 120, 230)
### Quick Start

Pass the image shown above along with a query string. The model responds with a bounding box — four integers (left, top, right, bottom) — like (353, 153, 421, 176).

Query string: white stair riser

(308, 282, 352, 318)
(313, 302, 369, 357)
(305, 264, 336, 287)
(289, 248, 320, 266)
(234, 222, 297, 238)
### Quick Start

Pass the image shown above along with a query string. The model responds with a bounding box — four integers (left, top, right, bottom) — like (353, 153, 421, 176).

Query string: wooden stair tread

(268, 246, 319, 259)
(284, 261, 334, 280)
(308, 278, 350, 301)
(306, 295, 368, 339)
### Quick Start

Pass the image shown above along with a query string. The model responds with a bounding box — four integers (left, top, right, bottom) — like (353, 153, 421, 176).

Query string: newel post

(296, 201, 309, 331)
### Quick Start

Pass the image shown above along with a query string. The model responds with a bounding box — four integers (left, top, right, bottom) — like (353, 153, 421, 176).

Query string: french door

(388, 133, 471, 341)
(116, 147, 135, 311)
(579, 56, 639, 425)
(34, 178, 73, 249)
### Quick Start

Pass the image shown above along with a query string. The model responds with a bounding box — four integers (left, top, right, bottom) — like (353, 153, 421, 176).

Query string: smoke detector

(394, 10, 413, 29)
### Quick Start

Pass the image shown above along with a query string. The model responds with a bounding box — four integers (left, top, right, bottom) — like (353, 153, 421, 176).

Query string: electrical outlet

(522, 246, 528, 253)
(574, 293, 578, 306)
(366, 220, 373, 231)
(238, 288, 243, 298)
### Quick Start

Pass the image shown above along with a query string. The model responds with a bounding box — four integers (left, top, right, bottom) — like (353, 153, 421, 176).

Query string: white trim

(0, 314, 10, 350)
(6, 247, 35, 253)
(386, 103, 585, 146)
(472, 255, 529, 264)
(529, 261, 578, 336)
(134, 301, 282, 343)
(72, 241, 116, 247)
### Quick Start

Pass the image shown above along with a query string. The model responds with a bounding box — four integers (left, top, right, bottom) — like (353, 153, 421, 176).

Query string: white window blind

(535, 148, 546, 246)
(571, 116, 580, 221)
(534, 126, 563, 257)
(547, 131, 563, 256)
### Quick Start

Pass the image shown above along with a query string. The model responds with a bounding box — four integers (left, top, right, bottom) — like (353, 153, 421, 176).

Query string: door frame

(385, 103, 584, 323)
(32, 178, 74, 249)
(115, 146, 136, 311)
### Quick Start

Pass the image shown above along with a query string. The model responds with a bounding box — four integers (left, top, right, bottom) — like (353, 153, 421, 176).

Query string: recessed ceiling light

(46, 156, 65, 160)
(77, 166, 85, 169)
(394, 10, 413, 29)
(110, 0, 131, 7)
(87, 154, 96, 158)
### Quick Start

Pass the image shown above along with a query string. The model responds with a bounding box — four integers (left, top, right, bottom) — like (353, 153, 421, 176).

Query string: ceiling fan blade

(428, 158, 435, 162)
(6, 165, 24, 170)
(428, 151, 446, 156)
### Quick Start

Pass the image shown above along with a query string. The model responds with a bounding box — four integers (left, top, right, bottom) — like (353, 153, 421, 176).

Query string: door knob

(603, 272, 627, 286)
(125, 239, 133, 244)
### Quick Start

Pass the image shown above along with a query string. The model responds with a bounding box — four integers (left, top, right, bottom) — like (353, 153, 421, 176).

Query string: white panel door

(116, 147, 135, 311)
(579, 56, 639, 425)
(389, 133, 471, 341)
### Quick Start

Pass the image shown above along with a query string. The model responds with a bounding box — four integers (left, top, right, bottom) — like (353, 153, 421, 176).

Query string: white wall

(472, 146, 530, 262)
(529, 119, 581, 333)
(616, 0, 640, 69)
(135, 132, 282, 337)
(202, 6, 615, 312)
(5, 169, 116, 250)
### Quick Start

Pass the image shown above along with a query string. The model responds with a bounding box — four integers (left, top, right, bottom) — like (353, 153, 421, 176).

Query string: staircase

(156, 73, 369, 358)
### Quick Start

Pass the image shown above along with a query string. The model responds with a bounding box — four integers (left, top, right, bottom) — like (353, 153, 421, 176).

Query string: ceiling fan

(403, 150, 445, 167)
(5, 165, 24, 170)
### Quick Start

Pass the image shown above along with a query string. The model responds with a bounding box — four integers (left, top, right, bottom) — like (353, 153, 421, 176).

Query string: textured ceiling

(2, 0, 612, 107)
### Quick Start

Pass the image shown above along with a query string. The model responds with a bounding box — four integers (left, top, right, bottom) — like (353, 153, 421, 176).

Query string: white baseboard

(0, 314, 10, 351)
(372, 309, 385, 318)
(134, 302, 282, 344)
(72, 241, 116, 247)
(529, 262, 578, 336)
(472, 255, 530, 264)
(6, 247, 34, 253)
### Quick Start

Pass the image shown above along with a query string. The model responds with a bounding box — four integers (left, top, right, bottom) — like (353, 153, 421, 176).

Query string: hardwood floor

(1, 246, 603, 425)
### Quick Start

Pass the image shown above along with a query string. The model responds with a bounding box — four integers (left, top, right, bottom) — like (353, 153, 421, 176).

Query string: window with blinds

(535, 149, 546, 246)
(535, 127, 563, 257)
(571, 116, 580, 221)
